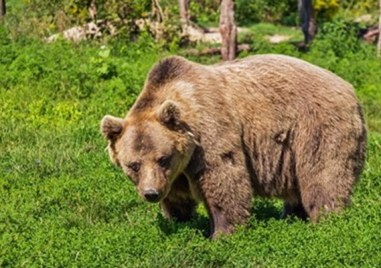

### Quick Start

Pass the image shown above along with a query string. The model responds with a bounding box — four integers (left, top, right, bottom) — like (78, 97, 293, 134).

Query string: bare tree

(0, 0, 6, 18)
(378, 0, 381, 57)
(89, 0, 97, 22)
(153, 0, 164, 23)
(299, 0, 317, 46)
(219, 0, 237, 60)
(178, 0, 190, 34)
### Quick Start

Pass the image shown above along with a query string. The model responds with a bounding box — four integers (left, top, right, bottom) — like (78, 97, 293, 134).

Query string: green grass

(1, 24, 381, 267)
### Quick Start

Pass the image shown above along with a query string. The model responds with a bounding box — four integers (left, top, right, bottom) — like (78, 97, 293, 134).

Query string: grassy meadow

(1, 20, 381, 267)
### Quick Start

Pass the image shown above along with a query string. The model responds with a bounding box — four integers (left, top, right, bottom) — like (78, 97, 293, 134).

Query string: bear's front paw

(210, 225, 235, 240)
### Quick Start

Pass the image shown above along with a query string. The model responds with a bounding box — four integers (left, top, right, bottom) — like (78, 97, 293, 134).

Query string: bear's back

(206, 54, 359, 127)
(211, 54, 355, 102)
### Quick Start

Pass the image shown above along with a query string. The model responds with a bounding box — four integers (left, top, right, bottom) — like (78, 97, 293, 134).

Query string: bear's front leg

(160, 197, 196, 222)
(206, 202, 235, 238)
(160, 174, 197, 222)
(200, 163, 253, 239)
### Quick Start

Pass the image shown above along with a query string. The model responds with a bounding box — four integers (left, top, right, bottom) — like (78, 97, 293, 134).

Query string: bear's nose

(143, 189, 160, 203)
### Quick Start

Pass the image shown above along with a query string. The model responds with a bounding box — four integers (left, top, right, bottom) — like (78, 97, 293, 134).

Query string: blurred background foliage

(2, 0, 380, 40)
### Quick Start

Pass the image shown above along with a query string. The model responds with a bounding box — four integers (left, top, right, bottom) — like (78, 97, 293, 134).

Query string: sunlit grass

(1, 26, 381, 266)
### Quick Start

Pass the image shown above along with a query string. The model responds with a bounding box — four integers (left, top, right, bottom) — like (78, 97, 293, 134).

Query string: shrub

(314, 0, 340, 21)
(310, 19, 362, 58)
(235, 0, 298, 25)
(340, 0, 379, 19)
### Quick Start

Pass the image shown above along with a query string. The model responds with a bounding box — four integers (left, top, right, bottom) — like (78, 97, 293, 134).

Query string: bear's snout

(143, 188, 161, 203)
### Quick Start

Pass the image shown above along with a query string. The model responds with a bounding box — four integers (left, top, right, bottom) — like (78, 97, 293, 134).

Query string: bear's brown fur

(101, 54, 367, 238)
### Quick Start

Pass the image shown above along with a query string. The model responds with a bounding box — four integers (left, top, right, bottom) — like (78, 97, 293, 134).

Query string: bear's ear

(157, 100, 181, 127)
(100, 115, 125, 142)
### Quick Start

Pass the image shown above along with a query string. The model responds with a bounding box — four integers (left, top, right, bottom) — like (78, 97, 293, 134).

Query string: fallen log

(363, 28, 379, 43)
(183, 43, 251, 56)
(45, 20, 116, 43)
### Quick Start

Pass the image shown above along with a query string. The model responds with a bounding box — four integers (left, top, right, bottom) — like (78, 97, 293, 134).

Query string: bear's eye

(127, 162, 141, 172)
(157, 155, 172, 168)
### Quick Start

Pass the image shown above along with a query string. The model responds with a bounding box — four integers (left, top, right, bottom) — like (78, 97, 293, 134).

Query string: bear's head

(101, 100, 197, 203)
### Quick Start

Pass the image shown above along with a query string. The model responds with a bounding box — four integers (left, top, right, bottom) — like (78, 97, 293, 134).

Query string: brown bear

(100, 54, 367, 238)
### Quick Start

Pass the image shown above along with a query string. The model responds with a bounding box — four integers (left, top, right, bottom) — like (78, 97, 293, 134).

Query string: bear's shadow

(158, 199, 296, 237)
(251, 198, 282, 221)
(157, 213, 211, 237)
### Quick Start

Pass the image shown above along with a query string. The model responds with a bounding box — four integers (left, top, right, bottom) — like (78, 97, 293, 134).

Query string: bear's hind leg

(300, 183, 344, 223)
(297, 121, 364, 222)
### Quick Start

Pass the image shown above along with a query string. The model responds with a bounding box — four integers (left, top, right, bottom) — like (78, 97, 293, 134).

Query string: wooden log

(362, 28, 379, 43)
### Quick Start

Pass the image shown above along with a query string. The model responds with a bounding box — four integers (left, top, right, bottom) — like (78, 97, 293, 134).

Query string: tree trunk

(89, 0, 97, 21)
(219, 0, 237, 61)
(299, 0, 316, 45)
(153, 0, 164, 23)
(178, 0, 190, 34)
(0, 0, 6, 18)
(378, 0, 381, 57)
